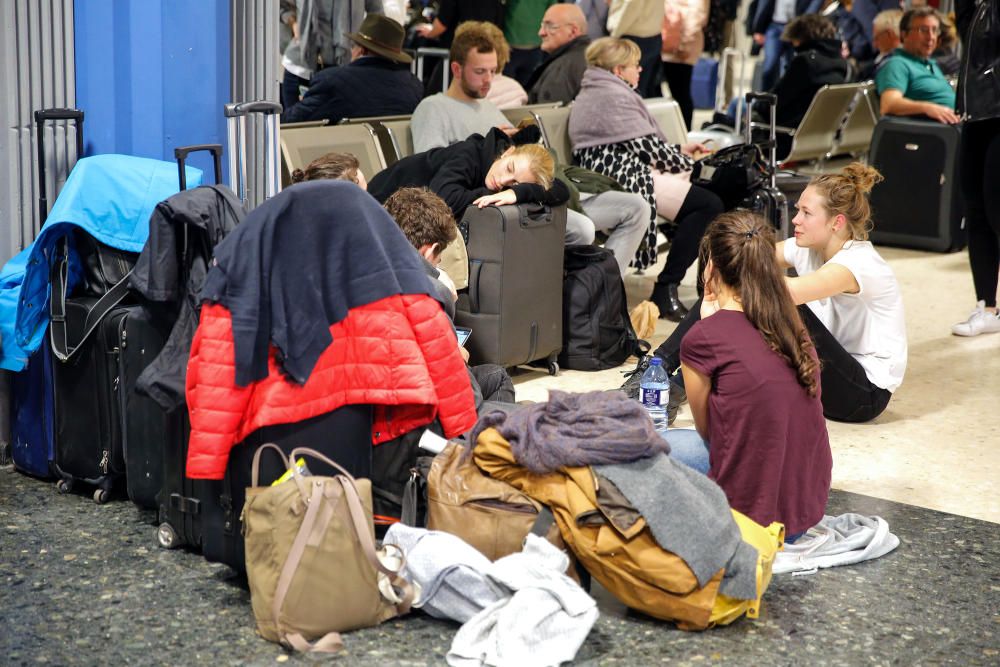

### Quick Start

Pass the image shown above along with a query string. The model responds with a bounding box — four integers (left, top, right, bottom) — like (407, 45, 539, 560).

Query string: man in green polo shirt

(875, 6, 959, 124)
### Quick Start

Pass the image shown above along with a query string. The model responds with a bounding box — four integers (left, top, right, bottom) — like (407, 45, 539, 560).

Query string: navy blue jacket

(281, 57, 424, 125)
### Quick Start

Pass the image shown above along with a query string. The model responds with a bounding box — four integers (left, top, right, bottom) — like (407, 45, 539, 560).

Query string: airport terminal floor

(2, 243, 998, 666)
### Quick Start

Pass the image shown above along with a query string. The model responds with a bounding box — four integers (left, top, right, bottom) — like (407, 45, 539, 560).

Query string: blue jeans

(760, 22, 792, 91)
(665, 428, 710, 475)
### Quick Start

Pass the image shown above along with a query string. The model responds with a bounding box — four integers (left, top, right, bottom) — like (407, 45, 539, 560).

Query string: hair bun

(841, 162, 883, 194)
(290, 168, 305, 184)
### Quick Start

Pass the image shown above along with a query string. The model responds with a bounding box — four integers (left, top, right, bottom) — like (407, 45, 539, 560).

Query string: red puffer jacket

(185, 294, 478, 480)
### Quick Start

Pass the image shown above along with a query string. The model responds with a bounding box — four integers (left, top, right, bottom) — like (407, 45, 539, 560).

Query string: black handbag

(690, 144, 766, 210)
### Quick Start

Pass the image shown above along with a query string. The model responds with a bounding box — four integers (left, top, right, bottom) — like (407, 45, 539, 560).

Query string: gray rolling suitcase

(456, 203, 566, 374)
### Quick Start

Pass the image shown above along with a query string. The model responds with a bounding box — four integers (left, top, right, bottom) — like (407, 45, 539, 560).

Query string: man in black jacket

(281, 14, 424, 125)
(525, 3, 591, 104)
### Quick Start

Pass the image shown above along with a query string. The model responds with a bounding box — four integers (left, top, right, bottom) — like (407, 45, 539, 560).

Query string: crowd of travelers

(267, 0, 995, 564)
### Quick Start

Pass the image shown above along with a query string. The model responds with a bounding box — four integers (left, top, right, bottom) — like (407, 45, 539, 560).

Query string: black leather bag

(74, 231, 139, 297)
(691, 144, 766, 210)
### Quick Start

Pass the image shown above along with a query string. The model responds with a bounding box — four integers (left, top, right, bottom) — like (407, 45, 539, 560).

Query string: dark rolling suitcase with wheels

(148, 143, 240, 547)
(116, 305, 173, 508)
(199, 405, 374, 574)
(8, 108, 84, 479)
(456, 203, 567, 374)
(51, 300, 170, 505)
(49, 293, 132, 504)
(869, 117, 964, 252)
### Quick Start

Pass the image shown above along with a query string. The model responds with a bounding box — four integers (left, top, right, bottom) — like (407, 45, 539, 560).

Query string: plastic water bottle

(639, 357, 670, 431)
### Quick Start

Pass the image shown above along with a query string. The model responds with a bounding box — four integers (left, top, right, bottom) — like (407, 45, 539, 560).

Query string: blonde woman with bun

(776, 162, 907, 422)
(640, 163, 907, 424)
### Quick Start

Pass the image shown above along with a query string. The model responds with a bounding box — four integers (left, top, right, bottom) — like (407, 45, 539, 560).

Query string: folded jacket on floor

(446, 534, 598, 667)
(774, 513, 900, 574)
(383, 523, 506, 623)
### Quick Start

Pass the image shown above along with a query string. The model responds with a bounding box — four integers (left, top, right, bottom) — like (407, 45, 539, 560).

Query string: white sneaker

(951, 301, 1000, 337)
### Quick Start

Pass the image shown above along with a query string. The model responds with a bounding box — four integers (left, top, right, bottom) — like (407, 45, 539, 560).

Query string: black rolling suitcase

(455, 203, 567, 374)
(48, 231, 140, 503)
(741, 92, 792, 240)
(115, 302, 175, 508)
(199, 405, 374, 574)
(156, 102, 279, 552)
(151, 144, 239, 548)
(869, 117, 964, 252)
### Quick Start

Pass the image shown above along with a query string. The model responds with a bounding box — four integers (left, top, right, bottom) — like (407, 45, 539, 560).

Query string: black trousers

(960, 118, 1000, 307)
(653, 299, 892, 423)
(624, 33, 664, 99)
(661, 61, 694, 131)
(656, 185, 724, 286)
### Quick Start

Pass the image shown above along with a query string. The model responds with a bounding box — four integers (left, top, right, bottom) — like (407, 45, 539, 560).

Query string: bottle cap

(649, 357, 662, 366)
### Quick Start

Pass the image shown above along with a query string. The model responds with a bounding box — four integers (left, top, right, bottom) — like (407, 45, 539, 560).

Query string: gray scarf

(569, 67, 669, 150)
(471, 390, 669, 473)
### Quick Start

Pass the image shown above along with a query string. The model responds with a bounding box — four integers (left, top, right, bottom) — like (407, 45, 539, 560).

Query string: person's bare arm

(775, 240, 793, 270)
(415, 18, 447, 39)
(681, 362, 712, 441)
(784, 263, 859, 305)
(880, 89, 960, 124)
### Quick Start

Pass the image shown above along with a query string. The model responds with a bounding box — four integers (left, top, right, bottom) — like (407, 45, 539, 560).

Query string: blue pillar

(74, 0, 230, 180)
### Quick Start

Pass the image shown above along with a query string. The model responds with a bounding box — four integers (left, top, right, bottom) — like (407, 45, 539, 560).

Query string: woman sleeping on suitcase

(366, 125, 570, 231)
(664, 210, 832, 542)
(630, 163, 907, 424)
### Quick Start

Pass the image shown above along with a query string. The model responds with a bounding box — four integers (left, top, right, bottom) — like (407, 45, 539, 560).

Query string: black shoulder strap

(49, 237, 133, 362)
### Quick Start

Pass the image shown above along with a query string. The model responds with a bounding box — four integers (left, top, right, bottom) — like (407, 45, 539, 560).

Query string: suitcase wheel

(156, 523, 180, 550)
(547, 354, 559, 377)
(56, 479, 72, 494)
(93, 488, 111, 504)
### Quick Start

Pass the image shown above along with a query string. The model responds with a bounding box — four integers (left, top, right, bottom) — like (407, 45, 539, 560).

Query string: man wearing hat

(281, 14, 424, 125)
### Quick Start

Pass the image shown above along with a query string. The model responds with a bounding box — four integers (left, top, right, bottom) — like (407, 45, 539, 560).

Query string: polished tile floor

(513, 245, 1000, 525)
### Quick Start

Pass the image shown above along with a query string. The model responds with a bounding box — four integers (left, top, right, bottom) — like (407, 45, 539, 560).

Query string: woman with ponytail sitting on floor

(631, 163, 907, 425)
(666, 211, 833, 541)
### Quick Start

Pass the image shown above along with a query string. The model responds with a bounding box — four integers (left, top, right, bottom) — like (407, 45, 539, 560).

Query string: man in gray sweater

(411, 23, 515, 153)
(409, 17, 647, 275)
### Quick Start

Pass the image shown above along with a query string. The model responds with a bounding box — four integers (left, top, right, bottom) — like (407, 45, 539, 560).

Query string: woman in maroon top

(667, 211, 832, 539)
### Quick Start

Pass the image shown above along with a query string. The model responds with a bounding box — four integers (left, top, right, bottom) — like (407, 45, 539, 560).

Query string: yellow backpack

(710, 511, 785, 626)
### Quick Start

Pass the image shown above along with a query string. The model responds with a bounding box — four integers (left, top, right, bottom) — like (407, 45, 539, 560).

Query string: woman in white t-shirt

(632, 163, 907, 423)
(776, 162, 907, 422)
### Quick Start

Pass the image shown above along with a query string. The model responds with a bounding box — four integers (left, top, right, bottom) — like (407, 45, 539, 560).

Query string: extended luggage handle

(717, 48, 747, 125)
(174, 144, 223, 190)
(224, 100, 283, 209)
(746, 92, 779, 189)
(34, 108, 85, 228)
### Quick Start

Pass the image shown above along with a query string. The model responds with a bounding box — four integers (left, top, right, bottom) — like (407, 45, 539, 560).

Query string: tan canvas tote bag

(242, 445, 413, 653)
